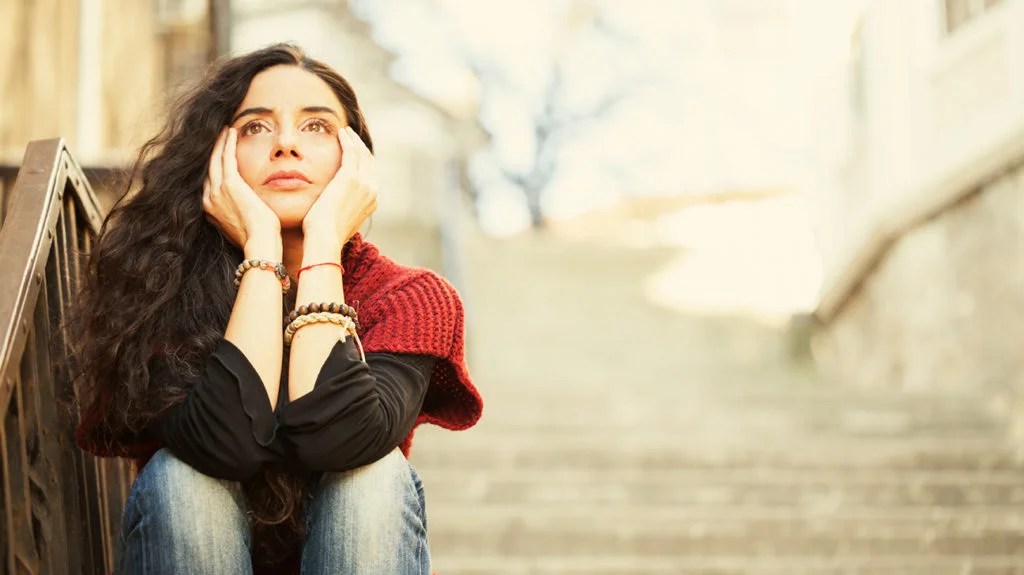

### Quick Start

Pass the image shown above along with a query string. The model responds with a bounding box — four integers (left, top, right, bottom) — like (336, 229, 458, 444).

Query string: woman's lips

(263, 170, 311, 190)
(263, 177, 311, 190)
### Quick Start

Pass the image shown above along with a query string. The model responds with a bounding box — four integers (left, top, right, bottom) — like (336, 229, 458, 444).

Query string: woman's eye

(304, 119, 332, 134)
(240, 122, 268, 136)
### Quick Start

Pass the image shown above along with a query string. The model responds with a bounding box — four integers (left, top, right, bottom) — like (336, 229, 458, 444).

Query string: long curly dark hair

(67, 43, 374, 565)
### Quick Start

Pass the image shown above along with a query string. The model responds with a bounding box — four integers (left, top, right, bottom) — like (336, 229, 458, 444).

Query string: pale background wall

(817, 0, 1024, 290)
(0, 0, 214, 167)
(813, 0, 1024, 401)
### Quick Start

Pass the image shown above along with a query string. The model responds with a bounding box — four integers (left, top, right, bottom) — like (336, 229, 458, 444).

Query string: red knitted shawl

(339, 232, 483, 452)
(74, 232, 482, 462)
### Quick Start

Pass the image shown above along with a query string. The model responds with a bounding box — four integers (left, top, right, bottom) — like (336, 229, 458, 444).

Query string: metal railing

(0, 139, 132, 574)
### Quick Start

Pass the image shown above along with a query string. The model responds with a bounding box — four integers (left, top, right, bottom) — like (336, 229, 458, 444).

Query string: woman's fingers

(347, 126, 367, 151)
(318, 129, 349, 194)
(348, 128, 377, 214)
(208, 128, 227, 194)
(346, 127, 364, 176)
(338, 127, 351, 176)
(342, 126, 363, 175)
(222, 127, 242, 186)
(343, 127, 373, 197)
(302, 125, 377, 242)
(350, 128, 374, 188)
(347, 126, 369, 158)
(203, 129, 228, 215)
(202, 177, 213, 213)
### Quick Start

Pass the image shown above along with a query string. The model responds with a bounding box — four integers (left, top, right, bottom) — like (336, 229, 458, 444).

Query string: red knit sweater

(339, 233, 482, 450)
(75, 233, 482, 569)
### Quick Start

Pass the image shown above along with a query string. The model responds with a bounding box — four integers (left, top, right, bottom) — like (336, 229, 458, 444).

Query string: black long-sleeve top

(148, 337, 434, 481)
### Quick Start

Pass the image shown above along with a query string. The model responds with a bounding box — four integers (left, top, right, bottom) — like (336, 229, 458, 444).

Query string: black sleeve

(277, 337, 434, 472)
(148, 338, 284, 481)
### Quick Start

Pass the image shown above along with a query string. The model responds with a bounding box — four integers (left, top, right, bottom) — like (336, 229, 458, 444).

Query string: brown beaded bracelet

(234, 258, 290, 293)
(282, 312, 366, 360)
(284, 312, 357, 346)
(286, 302, 359, 328)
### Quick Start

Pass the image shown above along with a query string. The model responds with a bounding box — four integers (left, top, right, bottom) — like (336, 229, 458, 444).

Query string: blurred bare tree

(349, 0, 653, 230)
(461, 4, 642, 229)
(478, 60, 631, 229)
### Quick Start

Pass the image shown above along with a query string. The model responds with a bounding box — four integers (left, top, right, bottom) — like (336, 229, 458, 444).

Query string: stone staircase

(409, 232, 1024, 575)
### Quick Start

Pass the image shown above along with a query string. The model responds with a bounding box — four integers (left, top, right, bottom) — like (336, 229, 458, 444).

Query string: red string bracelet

(297, 262, 343, 279)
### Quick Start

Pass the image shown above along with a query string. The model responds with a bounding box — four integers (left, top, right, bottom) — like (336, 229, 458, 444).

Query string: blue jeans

(114, 448, 431, 574)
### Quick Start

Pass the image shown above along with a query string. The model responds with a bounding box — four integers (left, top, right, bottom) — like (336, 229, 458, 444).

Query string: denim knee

(115, 449, 251, 574)
(303, 448, 430, 575)
(316, 448, 423, 514)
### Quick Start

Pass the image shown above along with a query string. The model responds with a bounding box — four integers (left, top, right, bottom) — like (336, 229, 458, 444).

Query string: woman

(68, 43, 482, 574)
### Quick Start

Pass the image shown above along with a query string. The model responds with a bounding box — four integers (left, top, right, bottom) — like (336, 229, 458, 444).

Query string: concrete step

(420, 468, 1024, 507)
(469, 390, 1008, 441)
(430, 555, 1024, 575)
(478, 380, 998, 403)
(465, 407, 1006, 438)
(477, 382, 1006, 420)
(410, 432, 1024, 472)
(426, 504, 1024, 557)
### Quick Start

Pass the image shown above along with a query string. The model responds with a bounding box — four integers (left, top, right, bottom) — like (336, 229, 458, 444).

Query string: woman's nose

(272, 130, 302, 159)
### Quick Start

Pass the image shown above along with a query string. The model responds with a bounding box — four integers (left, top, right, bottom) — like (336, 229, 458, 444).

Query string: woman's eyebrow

(302, 106, 340, 120)
(231, 106, 340, 124)
(232, 107, 272, 124)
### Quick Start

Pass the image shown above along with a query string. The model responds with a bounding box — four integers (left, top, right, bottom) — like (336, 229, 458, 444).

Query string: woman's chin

(262, 194, 316, 230)
(277, 215, 306, 230)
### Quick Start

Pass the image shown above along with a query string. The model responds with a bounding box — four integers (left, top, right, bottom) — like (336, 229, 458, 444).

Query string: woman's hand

(301, 126, 378, 249)
(203, 127, 282, 252)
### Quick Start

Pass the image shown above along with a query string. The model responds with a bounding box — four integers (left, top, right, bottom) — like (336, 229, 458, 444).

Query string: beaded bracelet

(234, 259, 290, 293)
(284, 312, 355, 344)
(283, 312, 365, 361)
(287, 302, 359, 328)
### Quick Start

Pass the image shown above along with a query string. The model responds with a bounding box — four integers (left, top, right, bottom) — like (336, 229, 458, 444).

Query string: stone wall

(0, 0, 212, 164)
(0, 0, 80, 158)
(812, 159, 1024, 395)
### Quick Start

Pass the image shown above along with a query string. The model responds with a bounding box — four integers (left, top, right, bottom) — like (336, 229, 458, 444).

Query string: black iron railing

(0, 139, 131, 574)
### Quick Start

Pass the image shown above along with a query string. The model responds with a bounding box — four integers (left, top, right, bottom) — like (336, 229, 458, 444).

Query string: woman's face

(230, 64, 347, 229)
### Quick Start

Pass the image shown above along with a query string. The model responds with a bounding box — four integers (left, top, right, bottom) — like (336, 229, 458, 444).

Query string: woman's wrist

(244, 234, 283, 261)
(300, 232, 343, 265)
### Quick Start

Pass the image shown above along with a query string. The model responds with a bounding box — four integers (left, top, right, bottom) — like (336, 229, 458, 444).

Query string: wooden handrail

(0, 138, 129, 575)
(0, 139, 103, 410)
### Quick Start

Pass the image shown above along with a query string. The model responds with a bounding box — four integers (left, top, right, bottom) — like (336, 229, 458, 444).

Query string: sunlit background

(2, 0, 1023, 573)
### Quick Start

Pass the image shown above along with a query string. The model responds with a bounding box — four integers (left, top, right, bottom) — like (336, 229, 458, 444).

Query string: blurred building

(0, 0, 220, 169)
(232, 0, 487, 275)
(813, 0, 1024, 395)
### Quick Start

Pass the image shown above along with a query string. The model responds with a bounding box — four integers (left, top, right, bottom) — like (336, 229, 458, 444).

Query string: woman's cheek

(234, 141, 265, 187)
(312, 141, 343, 177)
